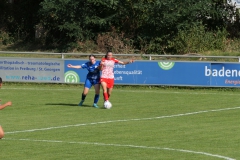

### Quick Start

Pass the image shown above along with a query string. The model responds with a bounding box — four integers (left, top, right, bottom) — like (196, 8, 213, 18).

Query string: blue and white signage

(0, 58, 64, 83)
(1, 57, 240, 87)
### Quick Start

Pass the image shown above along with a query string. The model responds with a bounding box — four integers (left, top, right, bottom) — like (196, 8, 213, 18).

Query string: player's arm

(67, 64, 82, 69)
(0, 101, 12, 110)
(118, 59, 134, 65)
(98, 60, 104, 71)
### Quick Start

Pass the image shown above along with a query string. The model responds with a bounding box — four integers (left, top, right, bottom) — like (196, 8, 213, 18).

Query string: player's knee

(95, 90, 100, 94)
(83, 89, 89, 95)
(83, 90, 89, 95)
(0, 131, 4, 139)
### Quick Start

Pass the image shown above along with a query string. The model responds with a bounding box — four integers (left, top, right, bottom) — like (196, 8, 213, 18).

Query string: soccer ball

(104, 101, 112, 109)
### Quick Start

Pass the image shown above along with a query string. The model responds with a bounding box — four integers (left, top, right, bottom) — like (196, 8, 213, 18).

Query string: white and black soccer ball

(104, 101, 112, 109)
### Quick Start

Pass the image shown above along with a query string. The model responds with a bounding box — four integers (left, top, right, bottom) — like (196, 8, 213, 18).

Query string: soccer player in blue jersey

(67, 55, 101, 108)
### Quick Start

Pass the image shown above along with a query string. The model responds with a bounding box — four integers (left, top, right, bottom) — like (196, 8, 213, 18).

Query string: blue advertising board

(64, 60, 240, 87)
(64, 60, 212, 86)
(208, 63, 240, 87)
(1, 57, 240, 87)
(0, 58, 64, 83)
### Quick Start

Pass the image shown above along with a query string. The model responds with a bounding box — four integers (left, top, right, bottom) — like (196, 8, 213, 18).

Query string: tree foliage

(0, 0, 239, 53)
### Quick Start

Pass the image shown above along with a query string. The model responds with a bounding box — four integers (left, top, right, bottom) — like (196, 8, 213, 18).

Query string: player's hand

(67, 64, 72, 68)
(98, 62, 104, 70)
(6, 101, 12, 106)
(100, 61, 105, 65)
(130, 59, 134, 63)
(127, 59, 134, 64)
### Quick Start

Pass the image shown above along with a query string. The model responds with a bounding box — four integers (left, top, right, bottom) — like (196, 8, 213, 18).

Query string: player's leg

(100, 79, 109, 102)
(107, 78, 114, 99)
(92, 82, 100, 108)
(79, 79, 91, 106)
(107, 88, 113, 99)
(0, 126, 4, 139)
(79, 87, 89, 106)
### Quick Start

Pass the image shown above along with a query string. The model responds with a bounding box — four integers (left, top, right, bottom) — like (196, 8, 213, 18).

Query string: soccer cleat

(93, 103, 99, 108)
(78, 100, 84, 106)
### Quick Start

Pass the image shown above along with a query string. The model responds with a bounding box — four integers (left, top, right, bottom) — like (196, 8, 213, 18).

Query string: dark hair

(0, 77, 2, 83)
(89, 54, 95, 58)
(105, 51, 112, 58)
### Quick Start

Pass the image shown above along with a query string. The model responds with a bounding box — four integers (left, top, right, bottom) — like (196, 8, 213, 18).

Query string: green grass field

(0, 84, 240, 160)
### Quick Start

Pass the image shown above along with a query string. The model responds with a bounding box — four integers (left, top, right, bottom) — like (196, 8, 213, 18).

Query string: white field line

(2, 87, 240, 96)
(5, 106, 240, 134)
(4, 138, 236, 160)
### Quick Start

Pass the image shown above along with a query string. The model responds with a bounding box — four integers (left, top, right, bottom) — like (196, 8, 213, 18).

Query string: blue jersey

(81, 61, 100, 80)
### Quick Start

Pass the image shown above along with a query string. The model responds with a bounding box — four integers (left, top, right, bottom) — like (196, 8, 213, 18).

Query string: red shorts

(100, 78, 114, 88)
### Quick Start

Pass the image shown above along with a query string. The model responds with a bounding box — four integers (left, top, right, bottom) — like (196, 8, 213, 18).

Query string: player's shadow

(45, 103, 93, 107)
(45, 103, 77, 107)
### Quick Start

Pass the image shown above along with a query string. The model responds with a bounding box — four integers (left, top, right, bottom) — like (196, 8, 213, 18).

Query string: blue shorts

(84, 78, 100, 89)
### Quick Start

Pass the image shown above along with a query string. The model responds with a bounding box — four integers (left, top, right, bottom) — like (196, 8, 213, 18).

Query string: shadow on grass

(46, 103, 105, 109)
(45, 103, 103, 108)
(46, 103, 80, 107)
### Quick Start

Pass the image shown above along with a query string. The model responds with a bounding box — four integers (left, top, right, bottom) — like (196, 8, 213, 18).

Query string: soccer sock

(94, 94, 100, 104)
(82, 93, 86, 101)
(108, 93, 110, 99)
(103, 92, 108, 101)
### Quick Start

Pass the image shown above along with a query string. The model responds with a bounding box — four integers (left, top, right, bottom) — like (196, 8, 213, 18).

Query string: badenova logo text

(158, 62, 175, 70)
(64, 71, 80, 83)
(205, 66, 240, 77)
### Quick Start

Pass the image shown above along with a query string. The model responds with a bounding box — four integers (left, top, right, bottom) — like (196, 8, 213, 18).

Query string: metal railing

(0, 51, 240, 62)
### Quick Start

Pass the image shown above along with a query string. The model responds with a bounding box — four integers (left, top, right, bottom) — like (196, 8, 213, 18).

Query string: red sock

(103, 92, 108, 101)
(108, 93, 110, 99)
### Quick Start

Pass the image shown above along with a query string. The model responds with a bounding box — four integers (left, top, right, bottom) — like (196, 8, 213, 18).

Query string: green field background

(0, 84, 239, 160)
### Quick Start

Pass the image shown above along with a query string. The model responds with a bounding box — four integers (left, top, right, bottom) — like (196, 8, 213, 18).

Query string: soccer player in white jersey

(99, 51, 134, 105)
(0, 77, 12, 139)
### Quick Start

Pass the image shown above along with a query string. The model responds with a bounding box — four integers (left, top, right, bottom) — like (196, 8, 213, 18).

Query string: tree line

(0, 0, 239, 54)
